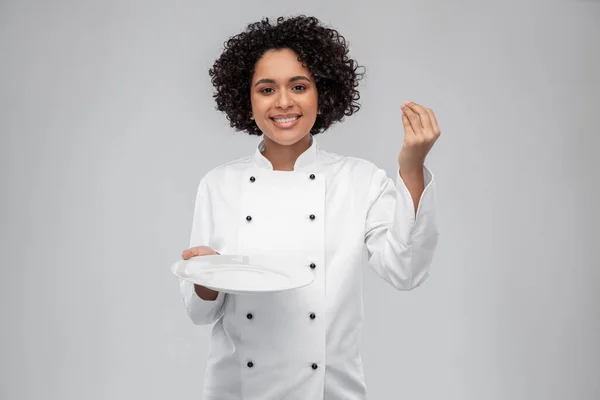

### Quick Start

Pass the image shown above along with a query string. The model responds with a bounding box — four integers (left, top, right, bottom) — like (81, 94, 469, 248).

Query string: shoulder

(321, 148, 386, 181)
(319, 149, 394, 206)
(195, 155, 253, 189)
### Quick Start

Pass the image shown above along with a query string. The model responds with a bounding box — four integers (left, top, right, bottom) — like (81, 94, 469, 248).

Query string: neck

(262, 134, 312, 171)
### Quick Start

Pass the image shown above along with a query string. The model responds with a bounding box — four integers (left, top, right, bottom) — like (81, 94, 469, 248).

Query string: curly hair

(208, 15, 365, 136)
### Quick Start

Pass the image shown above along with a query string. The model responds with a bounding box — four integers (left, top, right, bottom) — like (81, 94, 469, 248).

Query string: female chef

(179, 15, 440, 400)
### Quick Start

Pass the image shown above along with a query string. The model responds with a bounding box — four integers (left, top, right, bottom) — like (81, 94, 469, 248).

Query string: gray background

(1, 1, 598, 399)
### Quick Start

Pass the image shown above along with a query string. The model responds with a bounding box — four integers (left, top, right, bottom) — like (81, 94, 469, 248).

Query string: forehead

(252, 48, 312, 82)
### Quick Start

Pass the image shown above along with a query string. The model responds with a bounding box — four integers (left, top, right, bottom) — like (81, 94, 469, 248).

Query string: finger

(181, 246, 212, 259)
(401, 105, 422, 136)
(401, 113, 415, 137)
(181, 248, 194, 259)
(406, 102, 433, 131)
(426, 108, 441, 137)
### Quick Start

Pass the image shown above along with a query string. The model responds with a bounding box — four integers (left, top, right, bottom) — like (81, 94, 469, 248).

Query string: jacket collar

(253, 134, 320, 171)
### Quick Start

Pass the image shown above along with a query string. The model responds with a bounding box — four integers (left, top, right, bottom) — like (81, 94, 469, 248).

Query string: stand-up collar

(252, 135, 320, 171)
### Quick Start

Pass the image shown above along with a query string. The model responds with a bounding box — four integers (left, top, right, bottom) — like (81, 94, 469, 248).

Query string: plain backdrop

(1, 1, 599, 399)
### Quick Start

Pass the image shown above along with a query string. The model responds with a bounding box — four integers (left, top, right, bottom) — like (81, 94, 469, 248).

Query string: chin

(263, 128, 310, 146)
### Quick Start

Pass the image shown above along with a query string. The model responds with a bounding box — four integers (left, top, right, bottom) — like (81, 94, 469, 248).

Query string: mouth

(270, 115, 301, 129)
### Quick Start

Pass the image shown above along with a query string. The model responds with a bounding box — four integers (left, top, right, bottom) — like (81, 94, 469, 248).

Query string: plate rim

(171, 256, 315, 294)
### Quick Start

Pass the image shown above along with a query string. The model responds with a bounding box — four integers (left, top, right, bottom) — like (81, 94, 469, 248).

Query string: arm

(179, 178, 226, 325)
(364, 165, 439, 290)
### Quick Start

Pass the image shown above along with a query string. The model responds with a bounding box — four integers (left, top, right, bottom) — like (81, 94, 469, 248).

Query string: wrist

(399, 164, 424, 176)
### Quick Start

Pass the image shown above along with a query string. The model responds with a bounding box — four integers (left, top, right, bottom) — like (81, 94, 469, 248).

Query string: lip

(270, 115, 301, 129)
(270, 113, 301, 119)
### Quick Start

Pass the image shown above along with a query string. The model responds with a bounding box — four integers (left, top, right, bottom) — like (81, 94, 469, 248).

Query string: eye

(260, 87, 274, 94)
(292, 85, 306, 91)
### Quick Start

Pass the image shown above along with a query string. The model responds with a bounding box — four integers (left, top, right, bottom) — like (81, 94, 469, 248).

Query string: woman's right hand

(181, 246, 220, 301)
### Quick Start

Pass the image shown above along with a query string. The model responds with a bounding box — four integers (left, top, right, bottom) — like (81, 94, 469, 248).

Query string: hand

(181, 245, 219, 260)
(398, 101, 441, 172)
(181, 246, 220, 301)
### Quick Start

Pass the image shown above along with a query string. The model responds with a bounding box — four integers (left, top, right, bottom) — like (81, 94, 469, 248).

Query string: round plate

(171, 254, 315, 295)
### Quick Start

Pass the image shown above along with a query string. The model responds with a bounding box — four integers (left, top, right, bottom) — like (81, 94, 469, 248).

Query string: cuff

(394, 164, 439, 242)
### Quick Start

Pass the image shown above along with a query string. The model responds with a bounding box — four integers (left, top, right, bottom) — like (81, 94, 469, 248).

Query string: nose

(275, 90, 293, 109)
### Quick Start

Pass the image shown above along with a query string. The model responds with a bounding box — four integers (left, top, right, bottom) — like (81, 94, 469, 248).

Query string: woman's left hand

(398, 101, 441, 172)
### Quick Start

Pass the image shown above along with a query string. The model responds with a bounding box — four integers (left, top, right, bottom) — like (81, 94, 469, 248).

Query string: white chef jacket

(180, 135, 439, 400)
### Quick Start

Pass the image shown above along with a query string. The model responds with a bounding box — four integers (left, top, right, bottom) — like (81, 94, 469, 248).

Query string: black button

(311, 363, 318, 370)
(309, 214, 316, 220)
(247, 361, 254, 368)
(247, 313, 253, 319)
(246, 215, 252, 221)
(250, 176, 255, 182)
(309, 174, 315, 180)
(309, 313, 316, 319)
(310, 263, 316, 269)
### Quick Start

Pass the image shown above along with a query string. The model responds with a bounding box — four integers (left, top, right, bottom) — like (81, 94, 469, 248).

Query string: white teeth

(273, 116, 299, 123)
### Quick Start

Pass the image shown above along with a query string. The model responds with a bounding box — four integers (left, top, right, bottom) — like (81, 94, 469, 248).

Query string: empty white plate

(171, 254, 315, 295)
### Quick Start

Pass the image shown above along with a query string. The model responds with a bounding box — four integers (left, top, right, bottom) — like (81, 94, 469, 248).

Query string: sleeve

(179, 177, 227, 325)
(364, 164, 440, 290)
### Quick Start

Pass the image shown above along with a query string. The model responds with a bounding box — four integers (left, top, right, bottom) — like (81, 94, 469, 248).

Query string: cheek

(307, 92, 319, 111)
(303, 96, 319, 116)
(251, 97, 270, 117)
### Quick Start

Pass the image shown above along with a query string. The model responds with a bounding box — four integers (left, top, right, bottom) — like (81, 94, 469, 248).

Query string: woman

(179, 15, 441, 400)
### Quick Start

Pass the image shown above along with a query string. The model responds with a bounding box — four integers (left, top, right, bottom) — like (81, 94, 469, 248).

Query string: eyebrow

(254, 76, 311, 87)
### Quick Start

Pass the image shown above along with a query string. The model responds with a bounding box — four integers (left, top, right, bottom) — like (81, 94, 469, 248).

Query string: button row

(248, 174, 316, 183)
(246, 361, 319, 370)
(245, 214, 317, 222)
(245, 312, 316, 320)
(244, 172, 320, 373)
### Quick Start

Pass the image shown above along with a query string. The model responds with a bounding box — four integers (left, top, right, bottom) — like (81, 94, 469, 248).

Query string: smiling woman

(208, 15, 364, 136)
(250, 49, 320, 156)
(179, 14, 441, 400)
(207, 16, 364, 170)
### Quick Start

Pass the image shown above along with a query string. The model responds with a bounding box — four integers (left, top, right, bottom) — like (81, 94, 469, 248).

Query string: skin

(398, 100, 441, 214)
(182, 48, 442, 300)
(249, 48, 319, 171)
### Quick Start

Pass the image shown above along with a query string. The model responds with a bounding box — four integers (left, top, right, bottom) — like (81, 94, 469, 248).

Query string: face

(250, 48, 319, 146)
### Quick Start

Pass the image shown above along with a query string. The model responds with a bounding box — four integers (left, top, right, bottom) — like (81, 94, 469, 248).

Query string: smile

(270, 115, 301, 128)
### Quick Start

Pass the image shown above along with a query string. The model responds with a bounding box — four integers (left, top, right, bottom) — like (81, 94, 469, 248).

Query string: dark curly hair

(208, 15, 365, 136)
